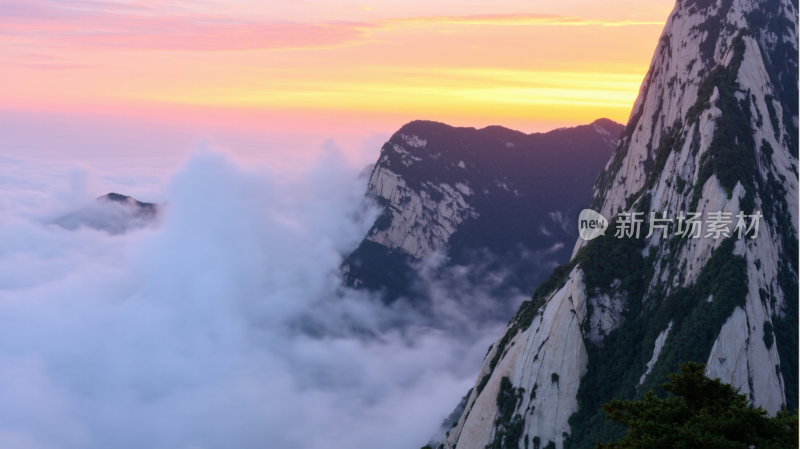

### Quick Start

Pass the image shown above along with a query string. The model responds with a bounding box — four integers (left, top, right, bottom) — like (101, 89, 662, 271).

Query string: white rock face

(704, 233, 787, 414)
(639, 321, 673, 387)
(440, 268, 589, 449)
(577, 0, 797, 415)
(438, 0, 798, 447)
(366, 164, 478, 259)
(400, 133, 427, 148)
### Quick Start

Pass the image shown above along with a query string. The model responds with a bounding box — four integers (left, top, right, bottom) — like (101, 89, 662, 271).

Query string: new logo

(579, 209, 608, 241)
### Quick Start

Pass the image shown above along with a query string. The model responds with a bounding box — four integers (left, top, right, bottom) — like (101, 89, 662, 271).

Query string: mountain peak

(98, 192, 157, 210)
(55, 193, 160, 234)
(344, 119, 621, 302)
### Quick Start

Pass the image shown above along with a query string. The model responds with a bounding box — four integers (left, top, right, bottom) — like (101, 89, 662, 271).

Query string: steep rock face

(436, 1, 798, 448)
(367, 159, 479, 259)
(446, 268, 590, 449)
(344, 119, 621, 302)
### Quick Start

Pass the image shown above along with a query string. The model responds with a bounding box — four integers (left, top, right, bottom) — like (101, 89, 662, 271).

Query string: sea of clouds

(0, 145, 523, 449)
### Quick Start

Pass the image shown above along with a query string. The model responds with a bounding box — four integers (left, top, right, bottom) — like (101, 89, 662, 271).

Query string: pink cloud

(16, 63, 101, 70)
(0, 1, 661, 52)
(0, 0, 374, 51)
(383, 13, 663, 27)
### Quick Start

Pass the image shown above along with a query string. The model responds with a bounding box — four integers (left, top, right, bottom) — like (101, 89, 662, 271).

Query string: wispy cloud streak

(0, 0, 373, 51)
(0, 0, 663, 52)
(382, 13, 664, 28)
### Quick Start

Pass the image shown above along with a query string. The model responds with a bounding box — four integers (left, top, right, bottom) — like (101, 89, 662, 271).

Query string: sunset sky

(1, 0, 675, 169)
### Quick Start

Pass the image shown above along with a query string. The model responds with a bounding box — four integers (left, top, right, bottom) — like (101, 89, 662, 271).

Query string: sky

(0, 2, 680, 448)
(1, 0, 675, 170)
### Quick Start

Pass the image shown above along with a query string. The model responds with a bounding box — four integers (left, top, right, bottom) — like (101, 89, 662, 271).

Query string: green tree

(597, 362, 798, 449)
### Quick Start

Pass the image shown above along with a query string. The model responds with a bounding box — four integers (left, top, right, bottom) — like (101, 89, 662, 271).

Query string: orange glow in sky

(0, 0, 676, 163)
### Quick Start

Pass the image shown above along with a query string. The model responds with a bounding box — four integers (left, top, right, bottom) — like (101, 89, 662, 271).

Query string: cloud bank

(0, 147, 512, 449)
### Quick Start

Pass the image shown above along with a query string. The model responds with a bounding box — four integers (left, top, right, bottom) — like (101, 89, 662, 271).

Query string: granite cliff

(432, 0, 798, 447)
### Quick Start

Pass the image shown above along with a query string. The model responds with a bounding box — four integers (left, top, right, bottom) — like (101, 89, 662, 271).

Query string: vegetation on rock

(596, 362, 798, 449)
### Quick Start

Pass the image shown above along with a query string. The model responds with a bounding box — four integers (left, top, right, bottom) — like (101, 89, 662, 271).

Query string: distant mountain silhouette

(343, 118, 622, 303)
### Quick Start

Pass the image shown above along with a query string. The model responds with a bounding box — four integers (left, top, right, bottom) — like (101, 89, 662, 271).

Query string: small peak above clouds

(99, 192, 158, 209)
(53, 192, 160, 234)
